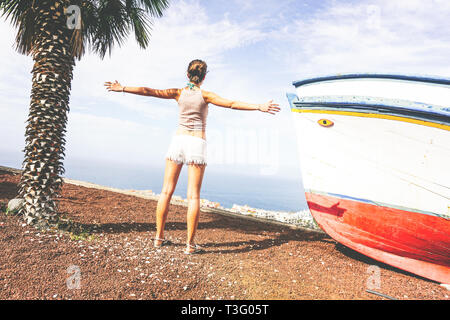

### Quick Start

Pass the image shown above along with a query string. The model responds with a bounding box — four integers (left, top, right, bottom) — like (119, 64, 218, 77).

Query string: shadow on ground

(70, 212, 330, 255)
(334, 242, 437, 283)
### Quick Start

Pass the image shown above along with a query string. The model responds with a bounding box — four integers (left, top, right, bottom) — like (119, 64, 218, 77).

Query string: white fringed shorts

(165, 134, 207, 166)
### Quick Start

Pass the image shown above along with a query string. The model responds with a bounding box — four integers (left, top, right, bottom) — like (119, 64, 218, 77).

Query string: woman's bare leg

(154, 159, 183, 246)
(186, 163, 206, 250)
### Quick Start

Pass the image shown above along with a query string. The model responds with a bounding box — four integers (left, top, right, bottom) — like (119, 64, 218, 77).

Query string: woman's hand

(104, 80, 124, 92)
(258, 100, 280, 115)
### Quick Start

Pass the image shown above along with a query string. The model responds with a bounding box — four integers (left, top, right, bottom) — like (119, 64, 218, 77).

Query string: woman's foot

(153, 237, 172, 248)
(184, 243, 204, 254)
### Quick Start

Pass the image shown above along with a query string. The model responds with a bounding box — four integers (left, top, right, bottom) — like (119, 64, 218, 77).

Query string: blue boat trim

(306, 189, 449, 220)
(294, 95, 450, 117)
(286, 94, 450, 126)
(294, 102, 450, 126)
(292, 74, 450, 88)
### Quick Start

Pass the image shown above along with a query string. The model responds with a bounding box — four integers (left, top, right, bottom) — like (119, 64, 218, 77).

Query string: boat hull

(288, 74, 450, 284)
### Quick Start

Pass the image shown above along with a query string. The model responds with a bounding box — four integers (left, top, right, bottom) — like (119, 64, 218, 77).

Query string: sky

(1, 0, 449, 181)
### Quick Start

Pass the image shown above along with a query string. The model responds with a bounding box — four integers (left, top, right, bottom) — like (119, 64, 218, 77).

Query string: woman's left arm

(202, 90, 280, 115)
(104, 80, 180, 100)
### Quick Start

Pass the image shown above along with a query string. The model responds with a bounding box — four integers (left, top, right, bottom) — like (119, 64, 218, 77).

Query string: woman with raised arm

(104, 59, 280, 254)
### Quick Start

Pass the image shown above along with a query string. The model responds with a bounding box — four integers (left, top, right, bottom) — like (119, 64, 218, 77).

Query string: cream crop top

(178, 88, 209, 131)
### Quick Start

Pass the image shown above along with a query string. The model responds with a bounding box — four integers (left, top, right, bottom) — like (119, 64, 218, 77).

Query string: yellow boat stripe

(292, 108, 450, 131)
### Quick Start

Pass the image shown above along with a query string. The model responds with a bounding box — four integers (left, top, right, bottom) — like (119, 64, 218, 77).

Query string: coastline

(0, 165, 321, 233)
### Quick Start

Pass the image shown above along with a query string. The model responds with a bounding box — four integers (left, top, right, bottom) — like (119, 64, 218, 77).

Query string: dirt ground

(0, 169, 448, 300)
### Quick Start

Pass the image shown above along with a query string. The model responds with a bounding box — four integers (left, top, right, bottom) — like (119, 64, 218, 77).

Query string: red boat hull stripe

(306, 192, 450, 284)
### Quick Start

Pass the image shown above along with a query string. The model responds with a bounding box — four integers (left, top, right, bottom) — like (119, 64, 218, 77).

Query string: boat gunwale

(292, 73, 450, 87)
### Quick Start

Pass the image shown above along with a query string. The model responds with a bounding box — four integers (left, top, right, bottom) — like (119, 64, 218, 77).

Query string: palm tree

(0, 0, 169, 228)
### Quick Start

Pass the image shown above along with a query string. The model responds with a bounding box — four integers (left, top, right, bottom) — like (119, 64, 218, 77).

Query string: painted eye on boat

(318, 119, 334, 127)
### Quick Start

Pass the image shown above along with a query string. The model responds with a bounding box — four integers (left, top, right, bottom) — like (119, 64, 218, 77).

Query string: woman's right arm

(203, 91, 280, 115)
(104, 80, 181, 100)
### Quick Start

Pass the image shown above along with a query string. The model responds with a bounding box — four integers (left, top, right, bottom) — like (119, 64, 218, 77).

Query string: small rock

(8, 198, 24, 213)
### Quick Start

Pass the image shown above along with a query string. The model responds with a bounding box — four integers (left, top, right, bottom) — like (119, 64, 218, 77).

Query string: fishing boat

(287, 74, 450, 284)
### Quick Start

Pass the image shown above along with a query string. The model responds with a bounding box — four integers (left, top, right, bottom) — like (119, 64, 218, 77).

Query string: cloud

(65, 112, 164, 165)
(0, 102, 27, 153)
(274, 0, 450, 78)
(73, 0, 267, 91)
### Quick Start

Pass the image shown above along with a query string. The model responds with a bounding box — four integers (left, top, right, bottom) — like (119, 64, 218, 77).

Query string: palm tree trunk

(18, 1, 75, 228)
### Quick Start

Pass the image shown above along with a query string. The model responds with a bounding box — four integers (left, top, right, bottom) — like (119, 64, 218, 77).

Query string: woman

(105, 59, 280, 254)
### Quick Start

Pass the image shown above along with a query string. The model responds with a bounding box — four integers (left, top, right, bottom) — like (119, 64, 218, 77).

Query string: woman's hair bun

(188, 59, 207, 85)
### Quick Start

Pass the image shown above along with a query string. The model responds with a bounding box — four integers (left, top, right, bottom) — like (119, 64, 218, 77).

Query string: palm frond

(1, 0, 38, 54)
(90, 0, 130, 58)
(1, 0, 170, 59)
(135, 0, 169, 17)
(124, 0, 152, 48)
